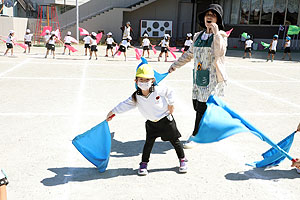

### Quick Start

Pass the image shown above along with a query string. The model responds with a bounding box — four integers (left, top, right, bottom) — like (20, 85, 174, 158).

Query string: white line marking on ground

(0, 58, 31, 77)
(230, 80, 300, 109)
(62, 60, 88, 200)
(229, 62, 299, 81)
(0, 112, 299, 117)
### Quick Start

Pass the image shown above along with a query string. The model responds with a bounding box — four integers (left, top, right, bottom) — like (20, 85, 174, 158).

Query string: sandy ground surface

(0, 43, 300, 200)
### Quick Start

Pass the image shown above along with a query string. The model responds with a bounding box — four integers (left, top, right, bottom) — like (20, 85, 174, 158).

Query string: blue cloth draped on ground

(191, 95, 296, 167)
(72, 120, 111, 172)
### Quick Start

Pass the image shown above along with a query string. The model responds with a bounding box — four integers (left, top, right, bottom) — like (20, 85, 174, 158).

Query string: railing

(58, 0, 144, 29)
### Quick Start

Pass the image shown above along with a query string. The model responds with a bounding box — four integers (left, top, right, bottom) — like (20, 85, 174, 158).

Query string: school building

(1, 0, 300, 49)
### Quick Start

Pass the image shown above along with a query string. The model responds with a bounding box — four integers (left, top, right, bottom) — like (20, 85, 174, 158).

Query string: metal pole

(76, 0, 79, 41)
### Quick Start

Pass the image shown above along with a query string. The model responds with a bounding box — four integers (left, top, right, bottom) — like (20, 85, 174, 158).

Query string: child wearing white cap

(182, 33, 193, 55)
(63, 31, 72, 55)
(24, 29, 33, 53)
(89, 32, 98, 60)
(45, 31, 63, 59)
(3, 30, 15, 56)
(141, 33, 153, 58)
(105, 32, 116, 57)
(106, 59, 187, 176)
(83, 34, 91, 56)
(113, 36, 134, 61)
(158, 34, 170, 62)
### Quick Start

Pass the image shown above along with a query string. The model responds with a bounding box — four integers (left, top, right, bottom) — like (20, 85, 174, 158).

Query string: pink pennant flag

(117, 51, 122, 56)
(169, 47, 179, 52)
(135, 48, 142, 60)
(151, 45, 157, 54)
(168, 48, 177, 59)
(15, 43, 28, 50)
(181, 47, 184, 52)
(65, 44, 78, 52)
(79, 27, 89, 36)
(54, 29, 61, 40)
(70, 36, 79, 44)
(0, 39, 6, 43)
(40, 26, 52, 36)
(96, 32, 103, 44)
(115, 45, 119, 52)
(226, 28, 234, 37)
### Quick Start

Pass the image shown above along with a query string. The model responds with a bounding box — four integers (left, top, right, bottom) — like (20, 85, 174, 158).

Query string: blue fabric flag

(192, 95, 295, 167)
(72, 120, 111, 172)
(247, 132, 296, 167)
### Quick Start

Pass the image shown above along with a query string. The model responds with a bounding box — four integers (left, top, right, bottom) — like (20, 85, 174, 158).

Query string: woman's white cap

(143, 33, 148, 37)
(187, 33, 192, 37)
(9, 30, 15, 34)
(91, 32, 97, 36)
(107, 32, 112, 36)
(26, 29, 31, 33)
(45, 30, 50, 34)
(164, 34, 170, 38)
(51, 31, 55, 35)
(67, 31, 71, 35)
(127, 36, 132, 40)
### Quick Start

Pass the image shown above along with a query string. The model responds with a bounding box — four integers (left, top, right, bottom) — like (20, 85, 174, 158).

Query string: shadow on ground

(41, 132, 181, 186)
(225, 167, 300, 181)
(110, 133, 175, 158)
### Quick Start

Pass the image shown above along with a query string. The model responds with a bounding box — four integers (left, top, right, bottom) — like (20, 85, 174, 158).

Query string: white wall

(0, 16, 28, 41)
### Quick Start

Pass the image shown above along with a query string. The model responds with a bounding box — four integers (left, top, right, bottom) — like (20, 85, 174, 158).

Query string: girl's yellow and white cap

(136, 64, 154, 79)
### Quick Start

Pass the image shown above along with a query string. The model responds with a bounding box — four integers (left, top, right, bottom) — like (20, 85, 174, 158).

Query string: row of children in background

(243, 34, 292, 61)
(266, 34, 291, 61)
(2, 29, 193, 61)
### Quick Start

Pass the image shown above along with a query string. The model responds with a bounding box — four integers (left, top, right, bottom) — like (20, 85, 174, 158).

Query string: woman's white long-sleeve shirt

(112, 85, 175, 122)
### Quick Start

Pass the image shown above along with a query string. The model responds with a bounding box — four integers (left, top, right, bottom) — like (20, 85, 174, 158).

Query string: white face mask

(137, 81, 152, 91)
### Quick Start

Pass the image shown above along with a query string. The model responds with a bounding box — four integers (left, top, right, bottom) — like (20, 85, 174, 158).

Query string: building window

(230, 0, 241, 24)
(249, 0, 261, 24)
(286, 0, 299, 24)
(261, 0, 274, 24)
(273, 0, 286, 25)
(240, 0, 250, 24)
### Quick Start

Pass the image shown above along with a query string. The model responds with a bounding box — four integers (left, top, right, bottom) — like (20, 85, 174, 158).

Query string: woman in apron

(168, 4, 228, 149)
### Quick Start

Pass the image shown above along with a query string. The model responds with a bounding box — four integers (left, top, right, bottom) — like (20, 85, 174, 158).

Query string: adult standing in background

(121, 21, 134, 40)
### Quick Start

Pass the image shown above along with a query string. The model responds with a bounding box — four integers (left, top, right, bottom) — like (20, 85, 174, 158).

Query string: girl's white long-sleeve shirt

(112, 85, 175, 122)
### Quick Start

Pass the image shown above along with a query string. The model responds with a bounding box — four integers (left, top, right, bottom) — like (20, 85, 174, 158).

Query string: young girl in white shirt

(83, 34, 91, 56)
(113, 36, 134, 61)
(267, 34, 278, 62)
(3, 30, 15, 56)
(105, 32, 116, 57)
(282, 36, 292, 61)
(106, 61, 187, 176)
(24, 29, 33, 54)
(243, 35, 253, 59)
(141, 33, 153, 58)
(158, 34, 170, 62)
(89, 32, 98, 60)
(45, 31, 63, 59)
(182, 33, 193, 55)
(63, 31, 72, 55)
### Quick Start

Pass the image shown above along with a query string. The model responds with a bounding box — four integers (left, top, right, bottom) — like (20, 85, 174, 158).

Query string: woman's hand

(208, 23, 219, 35)
(297, 123, 300, 132)
(168, 66, 176, 73)
(106, 111, 115, 121)
(168, 105, 174, 114)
